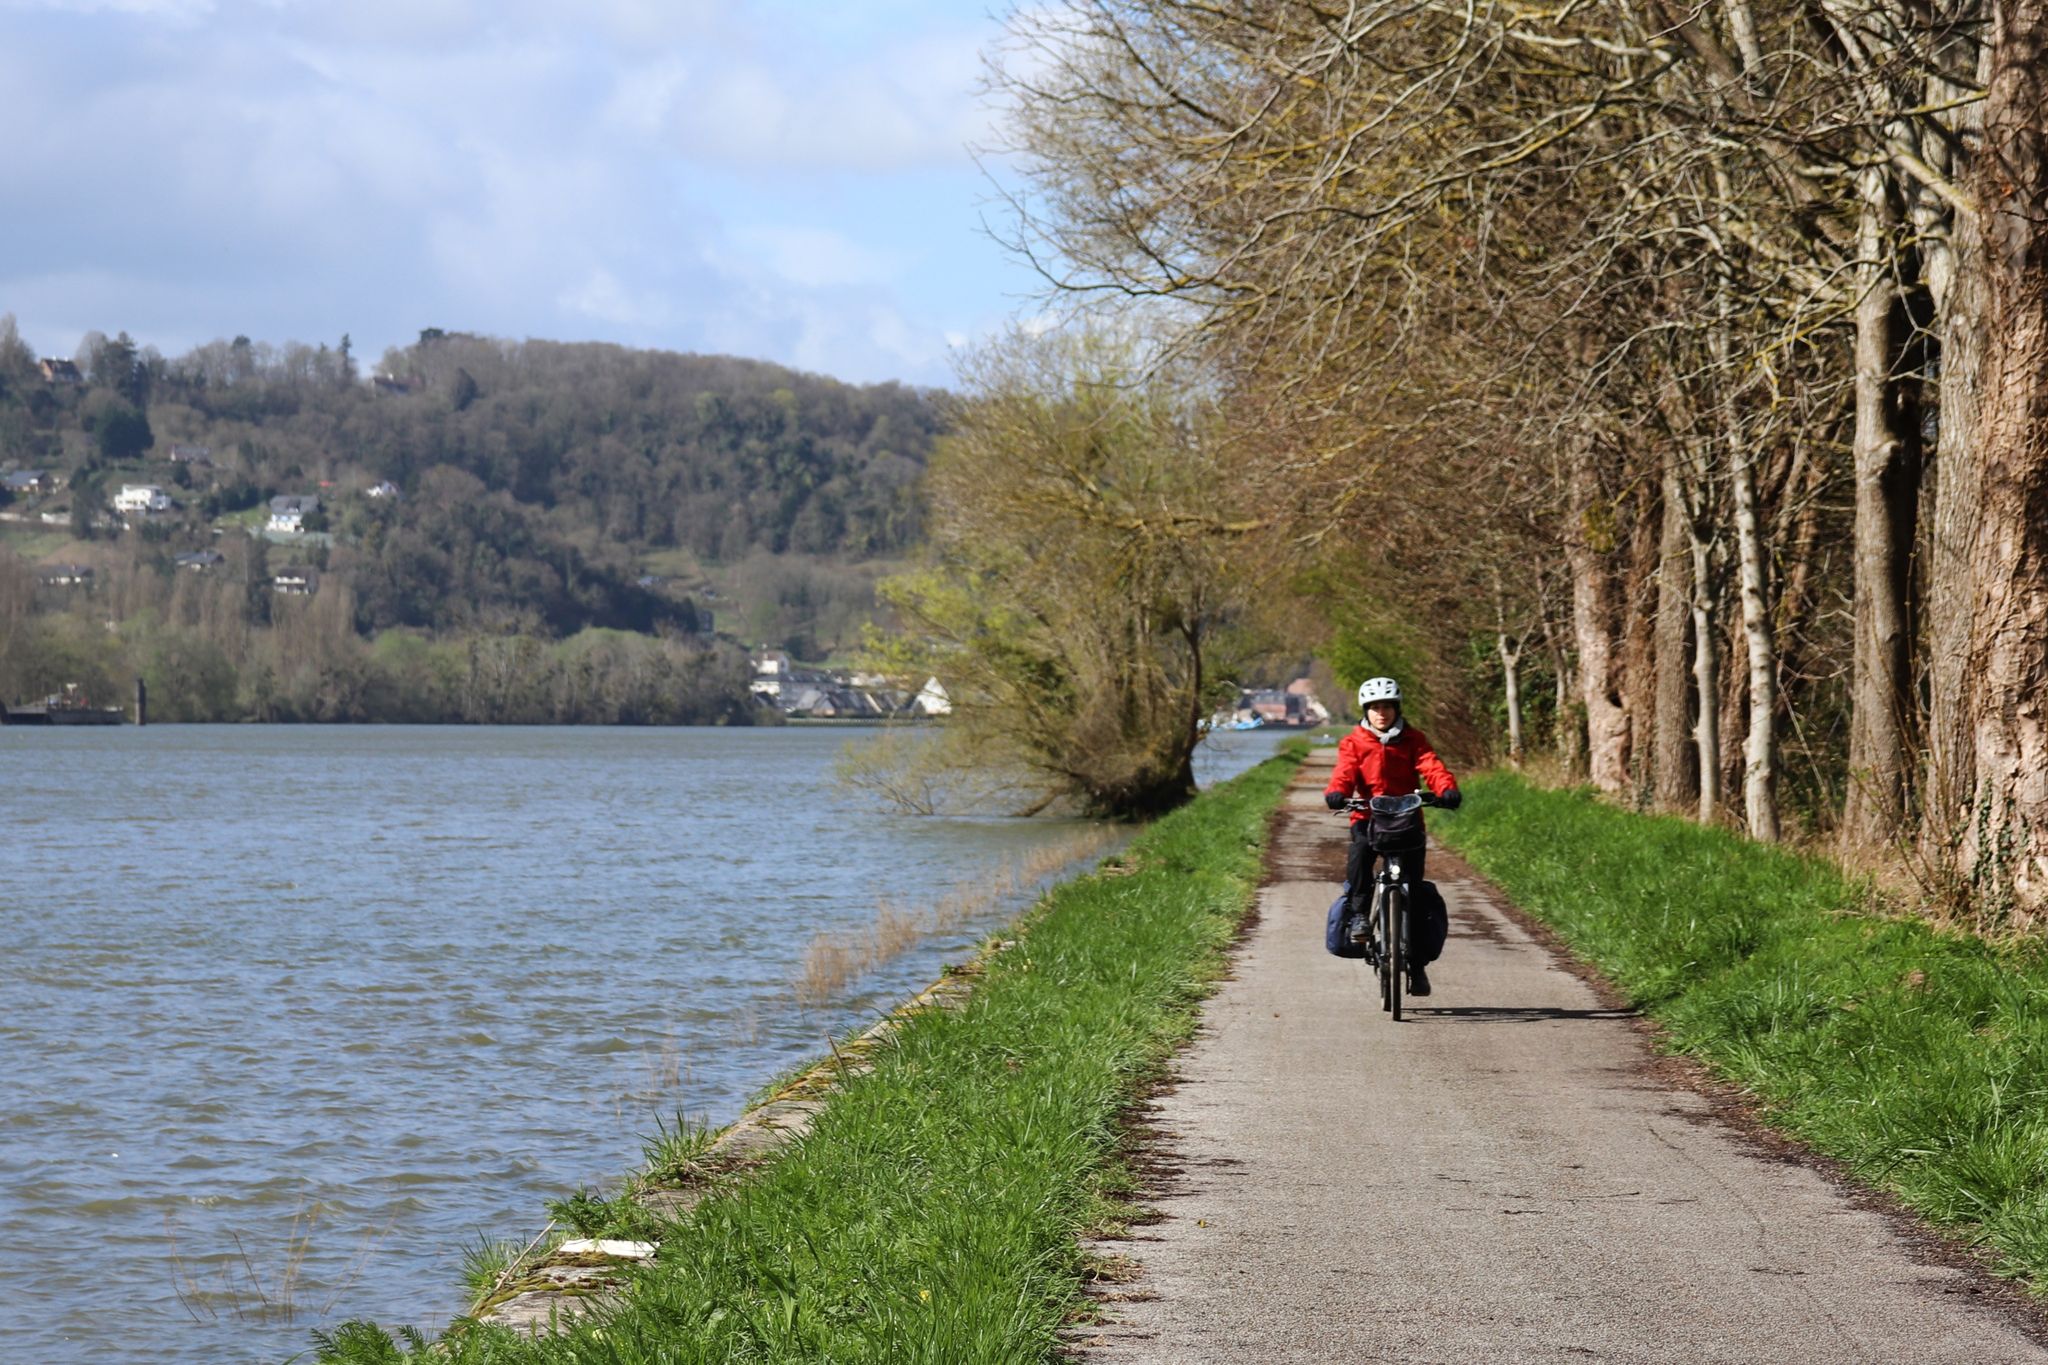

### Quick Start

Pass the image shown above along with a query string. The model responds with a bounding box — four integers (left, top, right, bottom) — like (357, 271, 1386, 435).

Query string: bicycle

(1342, 792, 1437, 1021)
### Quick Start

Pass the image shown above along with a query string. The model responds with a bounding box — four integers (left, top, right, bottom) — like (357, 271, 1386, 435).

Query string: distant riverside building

(38, 563, 94, 587)
(271, 566, 316, 595)
(113, 484, 172, 514)
(914, 678, 952, 717)
(748, 648, 937, 719)
(1217, 680, 1328, 729)
(38, 358, 82, 385)
(175, 550, 226, 572)
(3, 469, 56, 495)
(750, 649, 794, 702)
(167, 444, 213, 465)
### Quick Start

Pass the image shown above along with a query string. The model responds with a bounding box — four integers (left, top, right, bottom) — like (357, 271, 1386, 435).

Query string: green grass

(308, 748, 1300, 1364)
(1434, 771, 2048, 1287)
(0, 522, 77, 559)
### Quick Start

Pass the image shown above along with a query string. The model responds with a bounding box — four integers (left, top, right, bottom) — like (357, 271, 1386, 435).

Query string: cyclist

(1322, 676, 1461, 996)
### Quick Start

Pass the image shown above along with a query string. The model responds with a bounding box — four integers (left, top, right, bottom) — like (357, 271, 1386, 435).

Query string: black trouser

(1345, 825, 1445, 966)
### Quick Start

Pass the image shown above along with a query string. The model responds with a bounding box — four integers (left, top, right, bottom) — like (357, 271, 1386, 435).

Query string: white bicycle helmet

(1357, 676, 1402, 709)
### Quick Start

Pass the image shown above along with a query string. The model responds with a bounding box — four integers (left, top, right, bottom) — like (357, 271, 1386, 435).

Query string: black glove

(1436, 787, 1462, 811)
(1324, 791, 1347, 811)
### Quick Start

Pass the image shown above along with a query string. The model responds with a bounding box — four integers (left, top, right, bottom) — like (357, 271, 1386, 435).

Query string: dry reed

(164, 1199, 385, 1326)
(791, 824, 1124, 1007)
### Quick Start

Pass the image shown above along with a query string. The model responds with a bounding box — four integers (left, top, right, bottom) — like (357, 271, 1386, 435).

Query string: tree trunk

(1538, 593, 1585, 776)
(1844, 168, 1924, 847)
(1499, 632, 1524, 763)
(1552, 631, 1585, 776)
(1654, 458, 1698, 810)
(1567, 451, 1631, 793)
(1687, 524, 1723, 824)
(1718, 607, 1748, 808)
(1961, 0, 2048, 923)
(1731, 445, 1779, 840)
(1925, 46, 1991, 862)
(1712, 249, 1779, 841)
(1621, 473, 1661, 804)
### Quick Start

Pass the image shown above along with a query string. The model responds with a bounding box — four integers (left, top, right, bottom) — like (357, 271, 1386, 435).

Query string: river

(0, 723, 1289, 1363)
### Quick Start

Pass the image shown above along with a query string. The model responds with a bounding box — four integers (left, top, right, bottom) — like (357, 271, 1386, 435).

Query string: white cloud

(0, 2, 1023, 384)
(3, 0, 215, 17)
(620, 30, 991, 172)
(751, 227, 900, 289)
(556, 268, 667, 329)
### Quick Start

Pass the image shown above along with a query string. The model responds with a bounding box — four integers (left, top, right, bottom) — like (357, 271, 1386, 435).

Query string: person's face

(1367, 700, 1398, 730)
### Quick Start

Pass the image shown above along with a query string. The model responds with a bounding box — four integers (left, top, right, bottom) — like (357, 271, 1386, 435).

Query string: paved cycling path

(1076, 751, 2046, 1364)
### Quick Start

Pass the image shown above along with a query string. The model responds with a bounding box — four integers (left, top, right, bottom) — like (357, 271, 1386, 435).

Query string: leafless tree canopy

(995, 0, 2048, 927)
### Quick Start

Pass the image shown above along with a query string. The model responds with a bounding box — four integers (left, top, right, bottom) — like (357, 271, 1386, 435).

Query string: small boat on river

(2, 684, 126, 726)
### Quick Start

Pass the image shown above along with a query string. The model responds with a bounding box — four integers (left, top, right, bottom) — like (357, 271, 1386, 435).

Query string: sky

(0, 0, 1041, 387)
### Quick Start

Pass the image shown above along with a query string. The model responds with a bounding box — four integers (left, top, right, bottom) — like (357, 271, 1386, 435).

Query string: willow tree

(878, 330, 1260, 819)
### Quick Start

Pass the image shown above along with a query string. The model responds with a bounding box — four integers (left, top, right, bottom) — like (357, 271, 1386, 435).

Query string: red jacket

(1324, 723, 1459, 825)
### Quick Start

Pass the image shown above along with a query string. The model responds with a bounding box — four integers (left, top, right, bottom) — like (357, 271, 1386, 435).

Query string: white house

(366, 480, 400, 500)
(267, 493, 320, 534)
(913, 678, 952, 717)
(750, 649, 794, 702)
(113, 484, 172, 514)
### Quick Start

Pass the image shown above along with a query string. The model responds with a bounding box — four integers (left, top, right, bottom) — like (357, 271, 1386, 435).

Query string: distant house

(913, 678, 953, 717)
(271, 566, 316, 595)
(2, 469, 55, 496)
(787, 685, 833, 717)
(1283, 678, 1331, 725)
(1246, 688, 1296, 724)
(167, 444, 213, 466)
(1228, 684, 1320, 728)
(113, 484, 173, 515)
(38, 358, 82, 385)
(372, 375, 418, 396)
(38, 563, 94, 587)
(267, 494, 320, 533)
(750, 649, 795, 702)
(175, 550, 225, 572)
(365, 480, 400, 500)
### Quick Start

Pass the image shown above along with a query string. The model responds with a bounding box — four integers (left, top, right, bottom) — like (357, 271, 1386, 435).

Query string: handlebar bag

(1368, 805, 1423, 848)
(1325, 882, 1368, 959)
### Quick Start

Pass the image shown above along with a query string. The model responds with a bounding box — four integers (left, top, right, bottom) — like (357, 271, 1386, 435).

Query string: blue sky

(0, 0, 1039, 386)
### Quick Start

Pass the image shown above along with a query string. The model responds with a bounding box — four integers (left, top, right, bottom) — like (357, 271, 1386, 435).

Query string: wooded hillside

(0, 325, 943, 721)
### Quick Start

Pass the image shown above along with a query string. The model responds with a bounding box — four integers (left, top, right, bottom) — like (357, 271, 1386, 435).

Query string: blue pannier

(1325, 882, 1368, 958)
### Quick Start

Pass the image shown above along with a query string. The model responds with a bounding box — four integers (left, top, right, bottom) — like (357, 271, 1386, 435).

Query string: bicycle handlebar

(1342, 792, 1441, 814)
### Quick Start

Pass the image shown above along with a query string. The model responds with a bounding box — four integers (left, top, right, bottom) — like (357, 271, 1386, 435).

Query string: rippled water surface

(0, 723, 1286, 1363)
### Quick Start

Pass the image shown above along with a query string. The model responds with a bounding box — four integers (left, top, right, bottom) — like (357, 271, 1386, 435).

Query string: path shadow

(1409, 1005, 1636, 1023)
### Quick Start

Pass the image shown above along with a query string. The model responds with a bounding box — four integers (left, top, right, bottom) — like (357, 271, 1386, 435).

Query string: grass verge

(1434, 771, 2048, 1288)
(307, 747, 1300, 1364)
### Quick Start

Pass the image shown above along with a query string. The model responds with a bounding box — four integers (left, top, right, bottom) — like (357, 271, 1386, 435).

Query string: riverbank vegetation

(0, 565, 761, 724)
(309, 747, 1296, 1362)
(991, 3, 2048, 928)
(865, 330, 1265, 819)
(1439, 773, 2048, 1285)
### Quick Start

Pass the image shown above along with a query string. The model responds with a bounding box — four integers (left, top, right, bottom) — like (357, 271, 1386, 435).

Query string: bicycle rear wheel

(1387, 887, 1405, 1022)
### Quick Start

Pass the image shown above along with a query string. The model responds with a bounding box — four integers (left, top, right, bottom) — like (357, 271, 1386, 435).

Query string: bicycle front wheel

(1387, 887, 1405, 1022)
